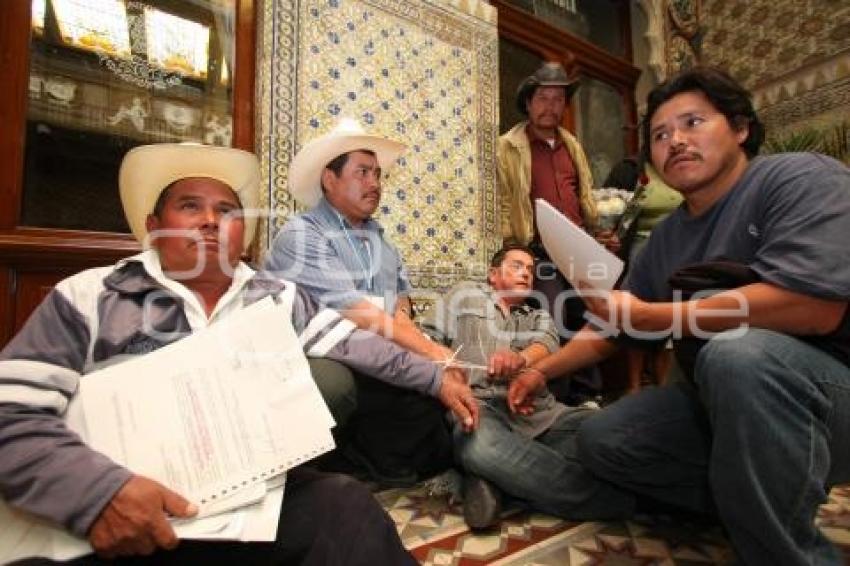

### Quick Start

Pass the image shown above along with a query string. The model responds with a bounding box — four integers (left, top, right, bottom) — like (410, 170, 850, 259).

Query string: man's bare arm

(587, 282, 847, 337)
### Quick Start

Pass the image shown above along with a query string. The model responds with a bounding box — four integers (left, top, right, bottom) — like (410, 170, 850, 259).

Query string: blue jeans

(578, 328, 850, 565)
(453, 400, 635, 520)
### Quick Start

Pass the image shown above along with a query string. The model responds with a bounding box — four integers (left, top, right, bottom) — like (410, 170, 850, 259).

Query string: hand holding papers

(535, 199, 624, 291)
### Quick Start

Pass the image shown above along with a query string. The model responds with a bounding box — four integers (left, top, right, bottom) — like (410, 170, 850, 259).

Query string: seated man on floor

(511, 67, 850, 565)
(265, 119, 467, 486)
(421, 244, 635, 529)
(0, 143, 479, 564)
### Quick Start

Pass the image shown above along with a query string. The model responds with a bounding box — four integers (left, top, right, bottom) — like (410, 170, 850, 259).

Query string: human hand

(594, 229, 621, 254)
(438, 368, 479, 432)
(88, 475, 197, 559)
(580, 287, 646, 332)
(487, 350, 527, 380)
(507, 368, 546, 415)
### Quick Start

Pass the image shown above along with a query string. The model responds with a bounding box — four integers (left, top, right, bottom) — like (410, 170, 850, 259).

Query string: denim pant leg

(695, 328, 850, 566)
(577, 382, 715, 514)
(454, 402, 635, 520)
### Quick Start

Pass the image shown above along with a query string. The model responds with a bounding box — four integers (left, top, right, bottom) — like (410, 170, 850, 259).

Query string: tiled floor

(378, 481, 850, 565)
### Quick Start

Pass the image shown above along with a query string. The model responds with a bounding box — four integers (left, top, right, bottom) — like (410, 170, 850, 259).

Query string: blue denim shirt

(265, 197, 411, 313)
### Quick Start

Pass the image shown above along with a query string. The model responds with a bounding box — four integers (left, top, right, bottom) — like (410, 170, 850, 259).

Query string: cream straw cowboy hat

(288, 118, 406, 208)
(119, 143, 260, 252)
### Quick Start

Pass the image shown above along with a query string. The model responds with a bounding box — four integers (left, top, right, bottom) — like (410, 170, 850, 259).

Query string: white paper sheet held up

(535, 199, 624, 291)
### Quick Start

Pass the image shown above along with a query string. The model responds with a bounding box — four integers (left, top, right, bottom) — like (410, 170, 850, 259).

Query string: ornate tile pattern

(698, 0, 850, 134)
(664, 0, 701, 76)
(701, 0, 849, 90)
(381, 482, 850, 564)
(256, 0, 500, 291)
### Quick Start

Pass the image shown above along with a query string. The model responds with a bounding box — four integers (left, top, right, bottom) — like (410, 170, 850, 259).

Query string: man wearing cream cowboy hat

(0, 142, 468, 564)
(266, 119, 474, 486)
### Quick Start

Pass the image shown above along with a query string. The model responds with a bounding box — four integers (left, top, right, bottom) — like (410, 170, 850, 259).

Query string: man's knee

(456, 425, 504, 475)
(695, 329, 795, 399)
(576, 410, 626, 479)
(306, 472, 396, 531)
(286, 471, 412, 564)
(694, 329, 834, 426)
(314, 473, 375, 511)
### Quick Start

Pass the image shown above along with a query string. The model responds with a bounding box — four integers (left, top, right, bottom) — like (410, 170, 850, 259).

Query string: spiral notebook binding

(197, 441, 334, 504)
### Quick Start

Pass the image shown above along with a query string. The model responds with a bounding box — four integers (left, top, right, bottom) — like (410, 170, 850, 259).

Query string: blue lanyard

(336, 212, 375, 293)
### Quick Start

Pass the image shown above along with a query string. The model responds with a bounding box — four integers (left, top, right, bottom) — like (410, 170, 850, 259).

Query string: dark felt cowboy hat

(516, 62, 581, 115)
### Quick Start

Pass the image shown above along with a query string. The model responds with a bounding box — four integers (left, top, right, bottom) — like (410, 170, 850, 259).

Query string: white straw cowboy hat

(119, 143, 261, 252)
(288, 118, 406, 208)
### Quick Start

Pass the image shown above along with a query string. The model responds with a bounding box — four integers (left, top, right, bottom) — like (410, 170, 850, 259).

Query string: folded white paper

(535, 199, 624, 291)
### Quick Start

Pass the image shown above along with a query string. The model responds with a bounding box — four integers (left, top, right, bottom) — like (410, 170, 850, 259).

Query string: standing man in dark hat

(497, 62, 617, 402)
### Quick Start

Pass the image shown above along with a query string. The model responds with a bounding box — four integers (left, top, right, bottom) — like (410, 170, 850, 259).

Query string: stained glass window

(52, 0, 131, 58)
(144, 8, 210, 80)
(32, 0, 47, 35)
(23, 0, 235, 233)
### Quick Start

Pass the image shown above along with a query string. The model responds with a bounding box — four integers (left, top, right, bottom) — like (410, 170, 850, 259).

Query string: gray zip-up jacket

(0, 251, 441, 537)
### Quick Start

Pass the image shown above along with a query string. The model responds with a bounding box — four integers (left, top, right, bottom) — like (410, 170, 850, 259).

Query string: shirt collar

(480, 282, 533, 316)
(525, 123, 562, 149)
(111, 250, 256, 320)
(315, 197, 383, 234)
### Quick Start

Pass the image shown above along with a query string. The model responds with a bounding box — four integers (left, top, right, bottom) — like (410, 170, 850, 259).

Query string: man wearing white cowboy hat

(0, 142, 474, 564)
(265, 118, 472, 486)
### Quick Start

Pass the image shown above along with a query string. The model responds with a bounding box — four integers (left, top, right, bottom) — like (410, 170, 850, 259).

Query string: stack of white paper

(1, 296, 336, 562)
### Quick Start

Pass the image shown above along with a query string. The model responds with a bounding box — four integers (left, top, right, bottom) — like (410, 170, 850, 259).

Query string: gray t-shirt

(625, 152, 850, 364)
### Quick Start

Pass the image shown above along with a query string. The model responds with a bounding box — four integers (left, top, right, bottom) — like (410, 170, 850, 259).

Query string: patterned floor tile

(380, 483, 850, 564)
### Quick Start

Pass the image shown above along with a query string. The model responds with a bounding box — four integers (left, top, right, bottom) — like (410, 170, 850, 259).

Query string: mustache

(190, 229, 224, 244)
(664, 149, 701, 171)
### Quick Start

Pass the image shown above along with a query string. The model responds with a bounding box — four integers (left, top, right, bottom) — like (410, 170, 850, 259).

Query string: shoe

(463, 475, 502, 530)
(341, 443, 418, 489)
(421, 468, 464, 504)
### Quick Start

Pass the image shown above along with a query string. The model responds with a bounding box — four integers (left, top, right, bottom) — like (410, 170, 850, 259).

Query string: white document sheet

(80, 297, 334, 513)
(535, 199, 624, 291)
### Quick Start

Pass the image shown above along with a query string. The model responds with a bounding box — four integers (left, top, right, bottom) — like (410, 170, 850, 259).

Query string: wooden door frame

(492, 0, 641, 152)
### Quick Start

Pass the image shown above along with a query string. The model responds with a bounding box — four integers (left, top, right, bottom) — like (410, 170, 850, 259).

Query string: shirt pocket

(455, 311, 514, 363)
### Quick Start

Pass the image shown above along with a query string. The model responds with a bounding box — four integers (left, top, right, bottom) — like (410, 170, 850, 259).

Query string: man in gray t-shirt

(509, 67, 850, 565)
